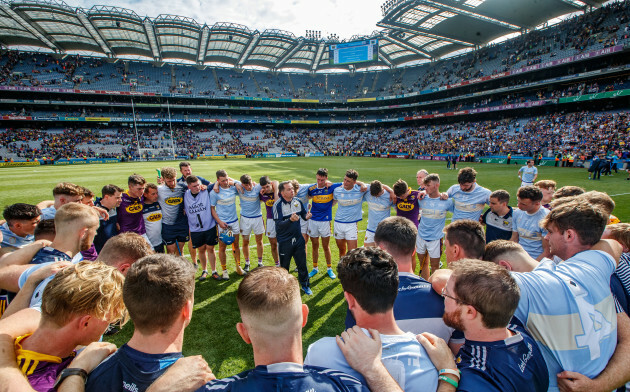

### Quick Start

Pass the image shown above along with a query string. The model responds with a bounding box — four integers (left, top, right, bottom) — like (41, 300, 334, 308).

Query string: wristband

(439, 368, 461, 380)
(438, 375, 459, 388)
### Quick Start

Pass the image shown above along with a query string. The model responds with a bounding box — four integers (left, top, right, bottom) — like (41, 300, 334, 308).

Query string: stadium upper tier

(1, 1, 628, 101)
(1, 110, 627, 160)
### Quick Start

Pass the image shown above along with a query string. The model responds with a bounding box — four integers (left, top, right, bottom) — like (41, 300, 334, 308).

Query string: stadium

(0, 0, 629, 390)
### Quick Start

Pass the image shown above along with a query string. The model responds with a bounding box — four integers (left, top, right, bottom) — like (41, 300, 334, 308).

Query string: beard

(443, 308, 466, 332)
(80, 233, 93, 251)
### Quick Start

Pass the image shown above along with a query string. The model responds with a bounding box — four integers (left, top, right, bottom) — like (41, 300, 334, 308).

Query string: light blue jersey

(519, 166, 538, 183)
(418, 196, 454, 241)
(333, 184, 366, 224)
(210, 185, 239, 224)
(512, 251, 617, 391)
(296, 183, 313, 207)
(512, 207, 549, 259)
(446, 183, 491, 221)
(0, 223, 34, 248)
(40, 206, 56, 220)
(238, 184, 263, 218)
(305, 330, 438, 392)
(363, 188, 393, 233)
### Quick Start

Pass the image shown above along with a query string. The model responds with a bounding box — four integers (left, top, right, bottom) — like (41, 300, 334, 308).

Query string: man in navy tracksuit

(273, 181, 313, 295)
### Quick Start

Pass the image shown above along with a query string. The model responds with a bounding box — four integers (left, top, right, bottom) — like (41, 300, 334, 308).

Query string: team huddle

(0, 160, 629, 392)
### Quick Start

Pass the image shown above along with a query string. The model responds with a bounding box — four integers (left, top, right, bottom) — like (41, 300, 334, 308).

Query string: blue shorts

(162, 223, 190, 245)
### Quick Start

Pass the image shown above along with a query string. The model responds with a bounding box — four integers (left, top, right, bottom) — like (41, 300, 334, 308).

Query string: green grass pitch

(1, 156, 628, 378)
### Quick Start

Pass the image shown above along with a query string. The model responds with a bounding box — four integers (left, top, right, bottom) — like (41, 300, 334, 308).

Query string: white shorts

(265, 218, 276, 238)
(300, 217, 308, 235)
(240, 216, 264, 236)
(334, 222, 358, 241)
(219, 221, 240, 237)
(308, 220, 331, 238)
(521, 181, 534, 187)
(364, 230, 375, 244)
(416, 236, 442, 259)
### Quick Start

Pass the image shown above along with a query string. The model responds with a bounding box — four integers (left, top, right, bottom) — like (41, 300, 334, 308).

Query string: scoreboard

(329, 39, 379, 65)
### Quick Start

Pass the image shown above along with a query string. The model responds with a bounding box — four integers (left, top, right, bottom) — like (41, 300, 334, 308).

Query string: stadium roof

(0, 0, 610, 71)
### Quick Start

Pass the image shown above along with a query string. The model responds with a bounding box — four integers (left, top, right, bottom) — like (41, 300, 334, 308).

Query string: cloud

(69, 0, 383, 39)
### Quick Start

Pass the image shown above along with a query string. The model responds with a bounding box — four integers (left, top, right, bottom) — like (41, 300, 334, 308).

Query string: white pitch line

(609, 192, 630, 197)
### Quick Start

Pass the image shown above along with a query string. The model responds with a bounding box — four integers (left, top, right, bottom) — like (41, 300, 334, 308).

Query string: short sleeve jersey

(395, 190, 421, 227)
(446, 184, 491, 222)
(363, 188, 393, 233)
(417, 196, 454, 241)
(210, 185, 239, 224)
(260, 192, 276, 219)
(456, 326, 549, 392)
(184, 189, 216, 232)
(85, 344, 182, 392)
(238, 184, 263, 218)
(117, 191, 145, 235)
(519, 166, 538, 183)
(333, 185, 366, 224)
(40, 207, 56, 220)
(512, 207, 549, 259)
(305, 330, 438, 392)
(0, 223, 34, 248)
(157, 184, 187, 227)
(296, 183, 313, 207)
(511, 251, 617, 391)
(142, 201, 163, 247)
(19, 254, 83, 311)
(482, 207, 513, 243)
(196, 363, 367, 392)
(15, 334, 76, 392)
(308, 183, 342, 221)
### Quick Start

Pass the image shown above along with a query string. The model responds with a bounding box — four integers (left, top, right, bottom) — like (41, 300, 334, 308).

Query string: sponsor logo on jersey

(265, 198, 275, 207)
(126, 203, 143, 213)
(397, 201, 415, 211)
(147, 213, 162, 222)
(312, 194, 333, 203)
(165, 196, 183, 206)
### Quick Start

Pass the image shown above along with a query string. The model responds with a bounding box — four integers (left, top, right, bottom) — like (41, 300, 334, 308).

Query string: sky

(69, 0, 385, 40)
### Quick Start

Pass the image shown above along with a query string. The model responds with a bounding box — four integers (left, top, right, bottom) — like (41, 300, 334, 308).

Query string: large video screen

(329, 39, 379, 65)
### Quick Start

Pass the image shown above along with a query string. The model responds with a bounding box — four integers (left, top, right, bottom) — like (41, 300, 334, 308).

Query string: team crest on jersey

(165, 197, 183, 206)
(265, 198, 275, 207)
(503, 220, 510, 226)
(293, 200, 300, 209)
(147, 213, 162, 222)
(126, 203, 143, 213)
(397, 202, 415, 211)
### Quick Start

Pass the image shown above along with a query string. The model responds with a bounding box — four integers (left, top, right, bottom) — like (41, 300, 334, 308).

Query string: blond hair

(52, 182, 82, 197)
(41, 261, 128, 327)
(534, 180, 556, 190)
(161, 167, 177, 179)
(54, 203, 99, 232)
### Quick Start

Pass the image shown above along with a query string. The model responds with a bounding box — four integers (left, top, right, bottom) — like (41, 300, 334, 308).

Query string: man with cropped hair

(93, 184, 123, 253)
(510, 186, 550, 260)
(393, 178, 422, 228)
(117, 174, 149, 243)
(553, 185, 584, 199)
(362, 180, 393, 247)
(483, 240, 539, 272)
(38, 182, 83, 220)
(0, 204, 41, 249)
(416, 169, 429, 191)
(518, 159, 538, 187)
(143, 183, 164, 254)
(259, 176, 280, 266)
(481, 189, 513, 243)
(534, 180, 556, 210)
(332, 169, 368, 261)
(440, 260, 549, 392)
(185, 175, 219, 281)
(443, 220, 485, 263)
(85, 254, 195, 391)
(237, 174, 265, 272)
(306, 247, 439, 391)
(446, 167, 491, 222)
(211, 169, 244, 278)
(417, 173, 453, 279)
(158, 167, 190, 256)
(14, 261, 127, 392)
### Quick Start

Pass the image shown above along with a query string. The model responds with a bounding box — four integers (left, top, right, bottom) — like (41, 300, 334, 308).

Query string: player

(393, 179, 421, 228)
(177, 162, 211, 267)
(92, 184, 123, 253)
(534, 180, 556, 210)
(332, 170, 367, 260)
(510, 186, 550, 260)
(38, 182, 83, 220)
(362, 180, 393, 247)
(416, 174, 453, 279)
(307, 168, 342, 279)
(259, 176, 280, 266)
(416, 169, 428, 191)
(185, 175, 220, 281)
(142, 183, 164, 254)
(157, 167, 191, 257)
(117, 174, 150, 244)
(446, 167, 491, 222)
(481, 189, 513, 243)
(210, 169, 244, 279)
(518, 160, 538, 187)
(237, 174, 264, 272)
(0, 204, 41, 249)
